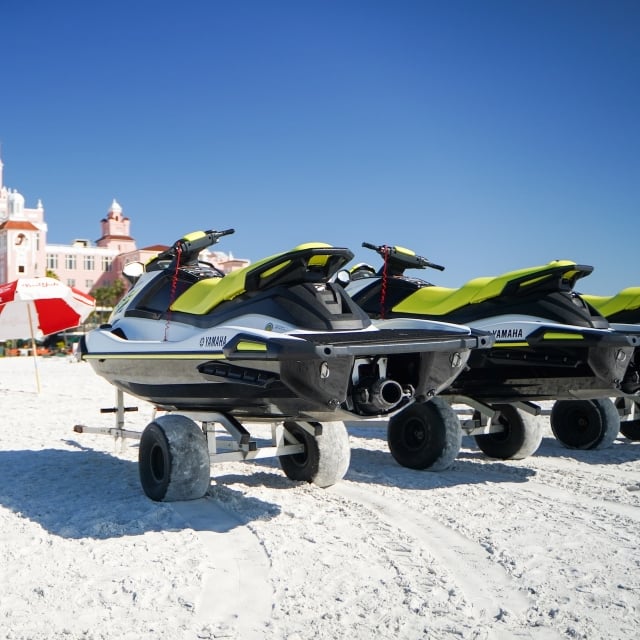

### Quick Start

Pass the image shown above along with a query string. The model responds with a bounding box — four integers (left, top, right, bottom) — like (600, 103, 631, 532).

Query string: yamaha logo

(200, 335, 228, 348)
(491, 328, 524, 340)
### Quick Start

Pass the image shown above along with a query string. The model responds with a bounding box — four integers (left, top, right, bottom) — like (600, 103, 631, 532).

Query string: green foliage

(91, 278, 126, 308)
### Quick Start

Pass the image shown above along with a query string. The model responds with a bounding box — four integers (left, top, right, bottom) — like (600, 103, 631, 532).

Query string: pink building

(0, 157, 249, 293)
(0, 158, 47, 281)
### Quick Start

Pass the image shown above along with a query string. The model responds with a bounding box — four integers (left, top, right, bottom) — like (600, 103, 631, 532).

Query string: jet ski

(344, 242, 640, 463)
(81, 229, 491, 500)
(581, 288, 640, 440)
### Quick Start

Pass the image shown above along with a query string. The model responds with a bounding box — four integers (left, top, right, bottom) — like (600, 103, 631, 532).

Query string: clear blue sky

(1, 0, 638, 294)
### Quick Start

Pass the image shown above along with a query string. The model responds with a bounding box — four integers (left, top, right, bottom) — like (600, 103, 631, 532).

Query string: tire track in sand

(451, 456, 640, 525)
(331, 482, 534, 624)
(171, 496, 272, 639)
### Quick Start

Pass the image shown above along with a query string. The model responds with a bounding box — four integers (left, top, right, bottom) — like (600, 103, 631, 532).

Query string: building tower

(96, 199, 136, 254)
(0, 155, 48, 282)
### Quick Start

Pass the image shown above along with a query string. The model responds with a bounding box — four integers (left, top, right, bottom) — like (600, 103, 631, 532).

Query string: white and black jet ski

(80, 229, 491, 500)
(344, 242, 640, 462)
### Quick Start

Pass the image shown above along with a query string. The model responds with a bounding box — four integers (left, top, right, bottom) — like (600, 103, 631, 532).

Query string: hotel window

(102, 256, 112, 272)
(84, 255, 95, 270)
(47, 254, 58, 269)
(67, 278, 76, 287)
(65, 254, 77, 269)
(85, 280, 94, 289)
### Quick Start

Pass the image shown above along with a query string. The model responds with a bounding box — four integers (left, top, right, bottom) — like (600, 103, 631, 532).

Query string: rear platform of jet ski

(451, 321, 639, 402)
(82, 321, 488, 421)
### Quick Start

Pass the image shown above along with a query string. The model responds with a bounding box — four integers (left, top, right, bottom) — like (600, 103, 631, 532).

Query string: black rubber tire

(279, 421, 350, 488)
(550, 398, 620, 450)
(138, 414, 211, 502)
(615, 398, 640, 441)
(387, 398, 462, 471)
(474, 404, 543, 460)
(619, 419, 640, 441)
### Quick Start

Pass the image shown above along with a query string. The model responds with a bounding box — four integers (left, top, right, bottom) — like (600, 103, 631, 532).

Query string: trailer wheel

(615, 398, 640, 441)
(619, 419, 640, 441)
(279, 421, 350, 488)
(387, 398, 462, 471)
(550, 398, 620, 450)
(474, 404, 543, 460)
(139, 415, 211, 502)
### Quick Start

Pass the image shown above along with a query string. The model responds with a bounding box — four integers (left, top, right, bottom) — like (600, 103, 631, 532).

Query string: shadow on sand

(458, 434, 640, 466)
(217, 444, 537, 493)
(0, 445, 279, 540)
(7, 429, 632, 540)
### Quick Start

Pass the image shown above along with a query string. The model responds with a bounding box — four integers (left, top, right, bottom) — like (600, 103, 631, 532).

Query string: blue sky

(1, 0, 638, 294)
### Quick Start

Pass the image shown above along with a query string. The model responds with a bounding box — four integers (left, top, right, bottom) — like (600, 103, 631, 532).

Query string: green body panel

(583, 287, 640, 317)
(171, 278, 224, 314)
(394, 279, 493, 315)
(393, 260, 579, 316)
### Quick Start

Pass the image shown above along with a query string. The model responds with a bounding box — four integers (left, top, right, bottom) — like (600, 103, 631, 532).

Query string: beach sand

(0, 355, 638, 639)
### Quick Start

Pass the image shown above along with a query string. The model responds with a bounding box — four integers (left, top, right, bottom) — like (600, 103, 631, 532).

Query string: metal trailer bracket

(449, 395, 542, 436)
(74, 389, 306, 466)
(615, 395, 640, 422)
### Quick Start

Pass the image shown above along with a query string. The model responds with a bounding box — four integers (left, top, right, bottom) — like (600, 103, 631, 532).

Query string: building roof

(95, 234, 135, 243)
(0, 220, 40, 231)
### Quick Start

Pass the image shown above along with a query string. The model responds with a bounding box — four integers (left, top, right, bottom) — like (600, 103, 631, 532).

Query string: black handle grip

(177, 228, 235, 254)
(361, 241, 445, 274)
(153, 228, 236, 265)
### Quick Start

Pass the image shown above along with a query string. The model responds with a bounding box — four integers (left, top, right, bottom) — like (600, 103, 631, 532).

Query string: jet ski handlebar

(152, 228, 236, 267)
(172, 228, 235, 261)
(362, 242, 445, 276)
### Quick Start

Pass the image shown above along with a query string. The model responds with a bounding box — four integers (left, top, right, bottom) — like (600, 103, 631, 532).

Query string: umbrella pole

(27, 304, 42, 393)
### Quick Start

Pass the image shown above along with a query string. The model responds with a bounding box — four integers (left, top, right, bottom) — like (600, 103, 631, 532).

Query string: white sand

(0, 356, 638, 639)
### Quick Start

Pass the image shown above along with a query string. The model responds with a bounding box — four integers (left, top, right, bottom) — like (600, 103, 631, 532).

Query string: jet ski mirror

(334, 269, 351, 287)
(123, 261, 145, 285)
(349, 263, 377, 280)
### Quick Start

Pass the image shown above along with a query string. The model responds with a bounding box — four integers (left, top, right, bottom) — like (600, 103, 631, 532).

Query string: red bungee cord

(380, 245, 390, 319)
(163, 245, 182, 341)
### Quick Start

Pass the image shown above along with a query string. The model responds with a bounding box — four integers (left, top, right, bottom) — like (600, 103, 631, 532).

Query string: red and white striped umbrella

(0, 277, 96, 341)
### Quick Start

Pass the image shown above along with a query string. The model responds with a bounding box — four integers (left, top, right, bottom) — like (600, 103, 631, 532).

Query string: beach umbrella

(0, 277, 96, 391)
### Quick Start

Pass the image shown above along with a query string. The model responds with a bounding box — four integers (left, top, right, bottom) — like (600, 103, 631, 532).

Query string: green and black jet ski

(81, 229, 491, 500)
(581, 288, 640, 441)
(343, 242, 640, 465)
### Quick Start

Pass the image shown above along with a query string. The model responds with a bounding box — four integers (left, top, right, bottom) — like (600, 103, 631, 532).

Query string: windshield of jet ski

(110, 228, 235, 324)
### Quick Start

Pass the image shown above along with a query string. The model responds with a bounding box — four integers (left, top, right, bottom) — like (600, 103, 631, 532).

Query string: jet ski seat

(583, 288, 640, 317)
(393, 260, 591, 316)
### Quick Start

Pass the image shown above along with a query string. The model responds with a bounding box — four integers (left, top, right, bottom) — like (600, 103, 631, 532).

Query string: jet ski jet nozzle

(354, 378, 409, 415)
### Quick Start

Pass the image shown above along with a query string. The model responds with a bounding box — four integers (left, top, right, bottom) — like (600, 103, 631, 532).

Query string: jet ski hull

(348, 275, 640, 402)
(82, 325, 487, 421)
(447, 321, 640, 402)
